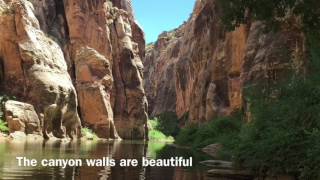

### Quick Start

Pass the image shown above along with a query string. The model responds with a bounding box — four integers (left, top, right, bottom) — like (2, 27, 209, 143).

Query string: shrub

(217, 0, 320, 33)
(148, 129, 174, 142)
(81, 128, 99, 141)
(151, 112, 180, 137)
(174, 123, 199, 146)
(175, 112, 243, 159)
(147, 112, 179, 142)
(0, 119, 8, 133)
(0, 94, 14, 134)
(233, 76, 320, 179)
(148, 118, 174, 142)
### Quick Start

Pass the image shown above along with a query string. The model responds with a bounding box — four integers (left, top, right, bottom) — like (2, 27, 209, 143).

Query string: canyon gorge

(0, 0, 318, 179)
(144, 0, 305, 123)
(0, 0, 307, 139)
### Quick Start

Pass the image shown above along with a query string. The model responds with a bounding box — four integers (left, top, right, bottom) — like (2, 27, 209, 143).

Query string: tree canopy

(218, 0, 320, 32)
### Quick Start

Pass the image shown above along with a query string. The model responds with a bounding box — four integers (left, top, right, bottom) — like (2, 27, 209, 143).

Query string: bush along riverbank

(176, 75, 320, 179)
(0, 95, 13, 135)
(0, 119, 8, 134)
(176, 76, 320, 178)
(148, 112, 178, 142)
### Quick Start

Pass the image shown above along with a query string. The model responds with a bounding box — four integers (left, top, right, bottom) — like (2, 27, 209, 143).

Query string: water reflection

(0, 140, 218, 180)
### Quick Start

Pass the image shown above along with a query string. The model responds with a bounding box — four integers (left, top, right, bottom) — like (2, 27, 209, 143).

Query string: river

(0, 140, 234, 180)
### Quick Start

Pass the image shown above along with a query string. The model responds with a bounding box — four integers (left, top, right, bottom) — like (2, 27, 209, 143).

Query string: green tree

(218, 0, 320, 32)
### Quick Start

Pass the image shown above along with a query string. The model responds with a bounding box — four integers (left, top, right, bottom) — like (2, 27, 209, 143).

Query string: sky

(132, 0, 196, 43)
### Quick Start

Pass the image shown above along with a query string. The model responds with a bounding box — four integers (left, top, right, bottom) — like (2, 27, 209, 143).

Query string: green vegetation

(174, 1, 320, 179)
(148, 129, 174, 142)
(81, 128, 99, 141)
(233, 76, 320, 179)
(230, 32, 320, 179)
(152, 112, 180, 137)
(0, 94, 15, 134)
(148, 115, 175, 142)
(175, 32, 320, 178)
(148, 122, 174, 142)
(217, 0, 320, 32)
(0, 119, 8, 133)
(175, 113, 242, 159)
(176, 75, 320, 178)
(147, 142, 167, 159)
(176, 114, 242, 148)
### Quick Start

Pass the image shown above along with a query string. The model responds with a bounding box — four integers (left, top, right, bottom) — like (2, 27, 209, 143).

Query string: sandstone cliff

(144, 0, 304, 122)
(0, 0, 148, 139)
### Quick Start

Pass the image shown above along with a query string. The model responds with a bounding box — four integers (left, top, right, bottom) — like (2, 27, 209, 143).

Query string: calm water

(0, 140, 227, 180)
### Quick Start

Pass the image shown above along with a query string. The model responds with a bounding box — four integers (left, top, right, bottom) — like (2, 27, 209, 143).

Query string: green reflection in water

(0, 140, 214, 180)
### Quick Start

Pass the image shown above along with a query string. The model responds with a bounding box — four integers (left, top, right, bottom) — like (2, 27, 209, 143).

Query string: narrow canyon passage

(0, 0, 319, 179)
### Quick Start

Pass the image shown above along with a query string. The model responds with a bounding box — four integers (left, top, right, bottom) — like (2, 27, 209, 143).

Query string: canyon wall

(144, 0, 304, 122)
(0, 0, 148, 139)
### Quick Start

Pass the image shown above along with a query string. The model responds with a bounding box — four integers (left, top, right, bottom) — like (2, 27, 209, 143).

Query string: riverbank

(173, 75, 320, 179)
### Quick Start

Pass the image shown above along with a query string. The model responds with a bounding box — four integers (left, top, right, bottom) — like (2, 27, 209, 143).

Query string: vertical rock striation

(144, 0, 303, 123)
(0, 0, 148, 139)
(0, 0, 81, 139)
(64, 0, 148, 139)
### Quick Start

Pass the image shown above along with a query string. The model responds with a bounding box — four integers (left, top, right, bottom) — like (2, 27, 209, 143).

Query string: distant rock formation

(0, 0, 148, 139)
(144, 0, 304, 122)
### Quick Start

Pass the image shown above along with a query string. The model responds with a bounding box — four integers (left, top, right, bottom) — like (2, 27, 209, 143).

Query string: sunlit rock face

(64, 0, 148, 139)
(5, 100, 42, 135)
(144, 0, 304, 122)
(0, 0, 81, 139)
(0, 0, 148, 139)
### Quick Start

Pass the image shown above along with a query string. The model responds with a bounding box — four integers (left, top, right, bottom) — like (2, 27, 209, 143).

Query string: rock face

(0, 0, 148, 139)
(144, 0, 303, 122)
(64, 0, 148, 139)
(0, 0, 81, 139)
(5, 100, 41, 135)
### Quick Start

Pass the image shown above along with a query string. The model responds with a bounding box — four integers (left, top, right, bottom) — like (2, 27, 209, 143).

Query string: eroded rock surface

(64, 0, 148, 139)
(0, 0, 148, 139)
(75, 47, 118, 139)
(5, 100, 41, 135)
(144, 0, 303, 123)
(0, 0, 81, 139)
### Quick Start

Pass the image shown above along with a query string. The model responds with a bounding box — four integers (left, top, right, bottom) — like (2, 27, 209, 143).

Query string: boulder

(200, 160, 233, 169)
(202, 143, 223, 158)
(5, 100, 41, 135)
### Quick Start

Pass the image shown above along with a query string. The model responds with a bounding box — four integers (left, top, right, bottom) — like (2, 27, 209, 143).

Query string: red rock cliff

(0, 0, 148, 139)
(144, 0, 304, 122)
